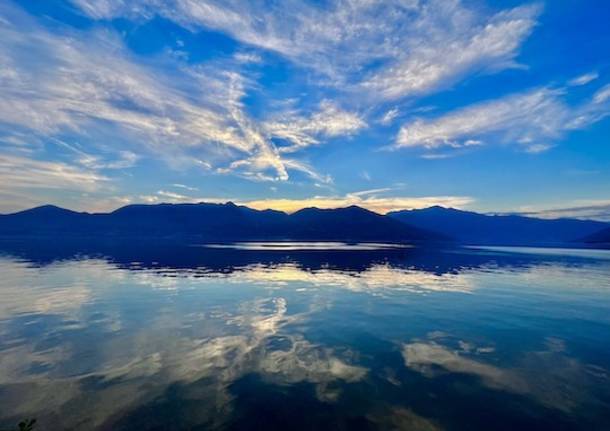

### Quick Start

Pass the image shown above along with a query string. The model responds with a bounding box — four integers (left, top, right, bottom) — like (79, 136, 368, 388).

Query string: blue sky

(1, 0, 609, 219)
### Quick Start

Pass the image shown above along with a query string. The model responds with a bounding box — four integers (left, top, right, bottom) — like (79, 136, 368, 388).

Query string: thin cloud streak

(0, 154, 111, 213)
(514, 200, 610, 222)
(568, 72, 599, 87)
(394, 84, 610, 152)
(0, 154, 108, 192)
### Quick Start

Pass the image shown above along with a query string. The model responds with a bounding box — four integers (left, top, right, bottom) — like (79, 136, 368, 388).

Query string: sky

(1, 0, 609, 219)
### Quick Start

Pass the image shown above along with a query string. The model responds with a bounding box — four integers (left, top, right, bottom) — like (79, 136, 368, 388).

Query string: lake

(0, 241, 609, 430)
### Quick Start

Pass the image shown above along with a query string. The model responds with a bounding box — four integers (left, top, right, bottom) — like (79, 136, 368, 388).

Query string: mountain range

(0, 203, 439, 242)
(388, 206, 608, 247)
(0, 203, 608, 247)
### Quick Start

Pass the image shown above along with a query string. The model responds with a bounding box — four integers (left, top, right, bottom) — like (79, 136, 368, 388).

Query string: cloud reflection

(1, 245, 610, 429)
(402, 334, 610, 414)
(0, 260, 370, 429)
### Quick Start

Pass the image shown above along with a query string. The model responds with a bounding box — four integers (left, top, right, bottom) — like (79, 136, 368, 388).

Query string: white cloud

(394, 84, 610, 152)
(0, 2, 351, 185)
(172, 183, 198, 191)
(568, 72, 599, 87)
(403, 341, 526, 392)
(593, 83, 610, 104)
(283, 159, 334, 184)
(421, 153, 455, 160)
(524, 143, 553, 154)
(515, 199, 610, 222)
(0, 154, 110, 212)
(0, 154, 107, 192)
(379, 108, 399, 126)
(70, 0, 540, 101)
(233, 52, 263, 64)
(64, 144, 139, 170)
(264, 101, 366, 153)
(156, 190, 192, 201)
(362, 4, 541, 100)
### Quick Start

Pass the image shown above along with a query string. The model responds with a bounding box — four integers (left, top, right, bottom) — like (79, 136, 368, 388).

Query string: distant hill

(287, 206, 440, 241)
(583, 227, 610, 246)
(0, 202, 441, 243)
(388, 206, 608, 246)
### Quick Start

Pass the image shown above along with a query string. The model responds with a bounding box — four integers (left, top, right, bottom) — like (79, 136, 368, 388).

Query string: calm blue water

(0, 242, 609, 430)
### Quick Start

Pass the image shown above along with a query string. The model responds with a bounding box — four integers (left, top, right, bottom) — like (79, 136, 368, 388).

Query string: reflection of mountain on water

(0, 238, 604, 277)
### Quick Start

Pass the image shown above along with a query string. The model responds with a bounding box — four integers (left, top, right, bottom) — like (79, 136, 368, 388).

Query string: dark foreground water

(0, 241, 609, 430)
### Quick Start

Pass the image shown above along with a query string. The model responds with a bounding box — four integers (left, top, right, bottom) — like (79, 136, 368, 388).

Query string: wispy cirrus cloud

(0, 2, 354, 184)
(0, 154, 108, 192)
(70, 0, 540, 101)
(0, 154, 110, 212)
(361, 3, 541, 100)
(51, 139, 139, 170)
(514, 200, 610, 222)
(568, 72, 599, 87)
(264, 101, 366, 153)
(394, 84, 610, 153)
(379, 108, 400, 126)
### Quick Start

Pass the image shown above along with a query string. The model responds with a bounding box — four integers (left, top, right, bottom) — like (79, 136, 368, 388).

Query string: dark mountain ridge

(0, 202, 441, 243)
(2, 203, 608, 246)
(388, 205, 608, 246)
(583, 227, 610, 245)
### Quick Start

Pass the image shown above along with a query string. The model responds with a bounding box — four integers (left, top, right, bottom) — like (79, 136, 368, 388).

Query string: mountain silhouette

(583, 226, 610, 245)
(2, 203, 608, 246)
(286, 206, 439, 241)
(388, 206, 608, 246)
(0, 202, 441, 242)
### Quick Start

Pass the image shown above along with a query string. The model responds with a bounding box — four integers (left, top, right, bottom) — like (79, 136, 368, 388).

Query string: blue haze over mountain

(584, 226, 610, 245)
(388, 206, 608, 246)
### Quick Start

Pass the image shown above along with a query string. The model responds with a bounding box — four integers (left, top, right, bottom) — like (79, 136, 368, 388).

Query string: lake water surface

(0, 242, 609, 430)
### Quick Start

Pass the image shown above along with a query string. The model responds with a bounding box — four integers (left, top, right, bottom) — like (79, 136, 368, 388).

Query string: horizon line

(3, 202, 609, 224)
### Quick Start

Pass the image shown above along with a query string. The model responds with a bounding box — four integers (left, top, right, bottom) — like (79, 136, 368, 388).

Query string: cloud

(53, 140, 139, 170)
(362, 4, 541, 100)
(394, 84, 610, 152)
(402, 332, 607, 413)
(0, 2, 352, 184)
(264, 101, 366, 153)
(568, 72, 599, 87)
(420, 153, 455, 160)
(0, 259, 371, 428)
(593, 83, 610, 104)
(403, 341, 525, 392)
(379, 108, 399, 126)
(514, 200, 610, 222)
(172, 183, 198, 191)
(228, 263, 475, 295)
(0, 154, 110, 213)
(70, 0, 540, 101)
(0, 154, 107, 192)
